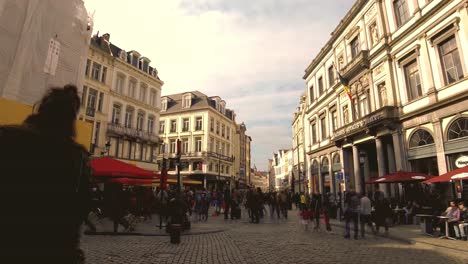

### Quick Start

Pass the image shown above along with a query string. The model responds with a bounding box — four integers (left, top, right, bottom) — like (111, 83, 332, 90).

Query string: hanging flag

(338, 71, 353, 102)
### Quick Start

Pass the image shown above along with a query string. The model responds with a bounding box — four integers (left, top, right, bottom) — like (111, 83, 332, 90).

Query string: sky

(84, 0, 354, 170)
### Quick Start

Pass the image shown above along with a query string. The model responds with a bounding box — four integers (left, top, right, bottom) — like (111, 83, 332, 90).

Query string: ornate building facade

(299, 0, 468, 197)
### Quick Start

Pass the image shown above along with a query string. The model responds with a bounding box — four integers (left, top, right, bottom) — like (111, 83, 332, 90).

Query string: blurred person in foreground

(0, 85, 91, 263)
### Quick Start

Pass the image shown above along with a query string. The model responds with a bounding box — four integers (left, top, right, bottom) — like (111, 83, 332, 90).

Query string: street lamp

(101, 140, 111, 156)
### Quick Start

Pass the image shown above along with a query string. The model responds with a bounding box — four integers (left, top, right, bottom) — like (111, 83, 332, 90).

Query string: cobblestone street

(81, 210, 468, 264)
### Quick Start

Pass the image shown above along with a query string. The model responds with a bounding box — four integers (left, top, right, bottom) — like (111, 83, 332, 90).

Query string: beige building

(298, 0, 468, 198)
(292, 94, 307, 193)
(80, 33, 163, 171)
(158, 91, 238, 190)
(233, 123, 253, 187)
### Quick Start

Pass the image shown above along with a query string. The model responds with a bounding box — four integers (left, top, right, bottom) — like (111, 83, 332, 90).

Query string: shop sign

(455, 156, 468, 168)
(334, 112, 384, 138)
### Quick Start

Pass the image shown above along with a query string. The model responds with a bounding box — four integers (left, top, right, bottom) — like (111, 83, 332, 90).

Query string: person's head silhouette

(25, 84, 80, 139)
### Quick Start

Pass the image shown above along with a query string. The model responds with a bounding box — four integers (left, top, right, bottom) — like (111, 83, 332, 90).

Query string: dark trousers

(345, 211, 359, 238)
(251, 208, 260, 223)
(360, 214, 373, 236)
(224, 204, 230, 219)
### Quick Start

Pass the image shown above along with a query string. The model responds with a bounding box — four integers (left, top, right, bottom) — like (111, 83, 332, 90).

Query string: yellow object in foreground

(0, 97, 92, 151)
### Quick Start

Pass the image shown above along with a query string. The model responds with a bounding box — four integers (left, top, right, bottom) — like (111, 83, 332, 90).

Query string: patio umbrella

(366, 170, 433, 184)
(90, 157, 160, 179)
(106, 177, 154, 185)
(422, 166, 468, 184)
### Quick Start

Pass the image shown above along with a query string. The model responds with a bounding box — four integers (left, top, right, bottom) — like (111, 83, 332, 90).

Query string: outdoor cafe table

(437, 216, 456, 240)
(415, 214, 435, 236)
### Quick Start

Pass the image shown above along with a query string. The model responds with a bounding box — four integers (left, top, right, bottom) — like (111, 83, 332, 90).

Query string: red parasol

(422, 166, 468, 184)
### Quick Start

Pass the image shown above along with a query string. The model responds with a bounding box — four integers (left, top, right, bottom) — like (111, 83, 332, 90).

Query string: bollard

(169, 224, 182, 244)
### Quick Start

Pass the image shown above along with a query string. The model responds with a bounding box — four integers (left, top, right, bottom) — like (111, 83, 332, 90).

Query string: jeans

(345, 211, 358, 238)
(454, 222, 468, 237)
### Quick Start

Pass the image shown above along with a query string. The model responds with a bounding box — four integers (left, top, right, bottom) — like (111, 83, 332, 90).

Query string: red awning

(366, 170, 433, 184)
(422, 166, 468, 184)
(90, 157, 159, 179)
(106, 177, 154, 185)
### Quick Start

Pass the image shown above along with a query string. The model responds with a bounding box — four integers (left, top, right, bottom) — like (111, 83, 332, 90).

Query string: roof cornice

(303, 0, 369, 80)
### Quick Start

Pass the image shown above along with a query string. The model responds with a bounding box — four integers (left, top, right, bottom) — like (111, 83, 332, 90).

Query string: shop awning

(107, 177, 154, 185)
(422, 166, 468, 184)
(90, 157, 160, 179)
(366, 171, 433, 184)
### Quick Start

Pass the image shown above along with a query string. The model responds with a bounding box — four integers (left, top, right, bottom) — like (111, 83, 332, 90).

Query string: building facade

(80, 33, 163, 171)
(273, 149, 293, 190)
(267, 159, 276, 191)
(299, 0, 468, 198)
(158, 91, 239, 190)
(292, 94, 307, 193)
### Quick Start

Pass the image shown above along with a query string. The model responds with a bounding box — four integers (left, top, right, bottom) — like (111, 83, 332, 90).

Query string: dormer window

(161, 98, 168, 111)
(140, 58, 149, 73)
(119, 50, 126, 61)
(182, 94, 192, 108)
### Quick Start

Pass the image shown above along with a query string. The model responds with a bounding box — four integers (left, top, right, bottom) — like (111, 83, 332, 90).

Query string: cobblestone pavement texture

(82, 209, 468, 264)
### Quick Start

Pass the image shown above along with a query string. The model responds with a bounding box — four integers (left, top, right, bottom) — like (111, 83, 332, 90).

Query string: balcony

(85, 107, 96, 117)
(207, 151, 235, 162)
(107, 123, 159, 143)
(332, 106, 399, 142)
(341, 50, 370, 80)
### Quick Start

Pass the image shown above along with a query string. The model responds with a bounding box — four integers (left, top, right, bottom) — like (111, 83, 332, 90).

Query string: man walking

(344, 190, 360, 239)
(359, 192, 373, 238)
(224, 187, 231, 220)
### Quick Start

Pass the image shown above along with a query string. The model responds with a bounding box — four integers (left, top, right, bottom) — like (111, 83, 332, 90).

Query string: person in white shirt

(360, 192, 374, 238)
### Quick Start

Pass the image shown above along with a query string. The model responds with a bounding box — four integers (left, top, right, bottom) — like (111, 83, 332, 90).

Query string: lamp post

(101, 140, 111, 156)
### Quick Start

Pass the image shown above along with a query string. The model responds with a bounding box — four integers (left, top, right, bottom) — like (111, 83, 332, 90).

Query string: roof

(161, 91, 235, 120)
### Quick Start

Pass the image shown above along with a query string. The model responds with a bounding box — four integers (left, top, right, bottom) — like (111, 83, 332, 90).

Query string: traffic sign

(337, 172, 344, 181)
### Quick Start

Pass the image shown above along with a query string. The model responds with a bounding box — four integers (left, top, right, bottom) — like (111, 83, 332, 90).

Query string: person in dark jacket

(0, 85, 91, 263)
(310, 192, 322, 230)
(224, 187, 231, 220)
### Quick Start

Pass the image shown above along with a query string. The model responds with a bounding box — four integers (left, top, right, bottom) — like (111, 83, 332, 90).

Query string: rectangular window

(394, 0, 410, 27)
(359, 97, 369, 116)
(128, 81, 136, 98)
(139, 86, 147, 103)
(210, 137, 214, 152)
(210, 118, 214, 132)
(404, 59, 423, 101)
(227, 144, 230, 156)
(343, 105, 349, 125)
(221, 143, 225, 155)
(112, 104, 121, 124)
(216, 141, 220, 153)
(85, 59, 91, 77)
(320, 116, 327, 140)
(331, 110, 338, 132)
(91, 63, 101, 81)
(170, 120, 177, 133)
(182, 118, 190, 132)
(311, 123, 317, 143)
(196, 117, 203, 130)
(182, 139, 189, 154)
(350, 36, 360, 58)
(149, 90, 156, 107)
(94, 122, 100, 145)
(226, 166, 230, 174)
(159, 121, 165, 133)
(195, 137, 202, 152)
(216, 121, 220, 135)
(86, 89, 97, 117)
(101, 67, 107, 83)
(221, 124, 225, 137)
(116, 75, 124, 93)
(328, 66, 335, 87)
(170, 139, 176, 153)
(438, 36, 464, 84)
(125, 108, 133, 128)
(81, 86, 88, 106)
(97, 92, 104, 112)
(137, 112, 144, 131)
(309, 85, 314, 103)
(226, 127, 230, 140)
(318, 77, 324, 96)
(183, 96, 191, 108)
(147, 117, 154, 133)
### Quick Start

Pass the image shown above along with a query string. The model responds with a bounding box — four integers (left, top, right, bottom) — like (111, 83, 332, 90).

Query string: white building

(273, 149, 293, 190)
(80, 33, 163, 172)
(158, 91, 238, 190)
(298, 0, 468, 199)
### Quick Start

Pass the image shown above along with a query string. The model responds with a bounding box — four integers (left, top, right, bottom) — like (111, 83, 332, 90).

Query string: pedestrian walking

(344, 190, 360, 239)
(374, 198, 392, 236)
(322, 193, 332, 232)
(359, 192, 373, 238)
(0, 85, 91, 263)
(300, 207, 312, 231)
(224, 187, 231, 220)
(310, 192, 322, 230)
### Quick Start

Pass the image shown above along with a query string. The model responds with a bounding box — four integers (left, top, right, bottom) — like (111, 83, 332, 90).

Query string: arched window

(409, 129, 434, 148)
(321, 157, 329, 168)
(311, 160, 319, 174)
(332, 153, 340, 164)
(447, 117, 468, 140)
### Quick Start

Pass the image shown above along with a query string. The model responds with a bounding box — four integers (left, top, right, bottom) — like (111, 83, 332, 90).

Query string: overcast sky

(84, 0, 354, 170)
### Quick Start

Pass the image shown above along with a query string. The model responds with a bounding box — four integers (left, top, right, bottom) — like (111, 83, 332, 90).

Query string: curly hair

(25, 84, 81, 139)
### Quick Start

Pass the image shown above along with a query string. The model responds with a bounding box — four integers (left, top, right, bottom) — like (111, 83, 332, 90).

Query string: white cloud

(84, 0, 354, 170)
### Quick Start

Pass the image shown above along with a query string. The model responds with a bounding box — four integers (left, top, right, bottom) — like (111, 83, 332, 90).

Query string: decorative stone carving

(365, 4, 376, 21)
(370, 23, 379, 46)
(378, 83, 387, 106)
(360, 74, 369, 87)
(373, 64, 385, 77)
